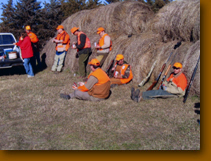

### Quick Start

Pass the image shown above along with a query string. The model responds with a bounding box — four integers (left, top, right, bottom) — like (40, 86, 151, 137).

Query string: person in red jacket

(25, 25, 41, 72)
(14, 32, 34, 77)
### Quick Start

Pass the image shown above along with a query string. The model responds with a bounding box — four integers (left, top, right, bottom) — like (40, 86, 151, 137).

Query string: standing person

(110, 54, 133, 87)
(51, 25, 70, 73)
(25, 25, 41, 72)
(71, 27, 92, 78)
(95, 27, 112, 66)
(14, 33, 34, 78)
(131, 62, 188, 102)
(60, 58, 111, 101)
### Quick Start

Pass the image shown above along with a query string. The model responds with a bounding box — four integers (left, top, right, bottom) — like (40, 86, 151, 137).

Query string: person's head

(115, 54, 124, 65)
(88, 58, 100, 71)
(56, 25, 64, 34)
(97, 27, 105, 37)
(25, 25, 31, 33)
(173, 62, 183, 74)
(21, 32, 28, 39)
(71, 27, 79, 35)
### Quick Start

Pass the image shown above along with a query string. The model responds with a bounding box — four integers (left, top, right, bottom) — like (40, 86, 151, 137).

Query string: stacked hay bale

(41, 0, 200, 97)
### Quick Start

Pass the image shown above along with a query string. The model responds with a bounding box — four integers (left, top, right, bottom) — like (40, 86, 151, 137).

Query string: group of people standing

(14, 25, 41, 78)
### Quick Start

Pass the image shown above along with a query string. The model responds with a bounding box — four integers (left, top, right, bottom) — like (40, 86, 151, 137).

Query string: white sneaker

(28, 75, 34, 78)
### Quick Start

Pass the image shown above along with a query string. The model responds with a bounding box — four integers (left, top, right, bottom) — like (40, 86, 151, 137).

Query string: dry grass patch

(0, 68, 200, 150)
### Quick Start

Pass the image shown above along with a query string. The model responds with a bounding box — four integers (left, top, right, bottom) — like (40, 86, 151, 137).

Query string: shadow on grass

(194, 102, 200, 125)
(0, 66, 26, 76)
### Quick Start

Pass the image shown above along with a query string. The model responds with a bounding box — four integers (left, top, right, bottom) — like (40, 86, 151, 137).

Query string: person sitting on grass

(110, 54, 133, 88)
(60, 58, 111, 101)
(131, 62, 187, 102)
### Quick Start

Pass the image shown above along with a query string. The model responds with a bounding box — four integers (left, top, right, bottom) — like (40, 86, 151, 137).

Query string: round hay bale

(41, 1, 200, 97)
(147, 0, 200, 42)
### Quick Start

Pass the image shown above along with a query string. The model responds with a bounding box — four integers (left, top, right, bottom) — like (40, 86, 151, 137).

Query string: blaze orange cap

(56, 25, 64, 30)
(71, 27, 79, 34)
(25, 25, 31, 30)
(88, 58, 100, 66)
(97, 27, 105, 34)
(173, 62, 183, 69)
(116, 54, 124, 61)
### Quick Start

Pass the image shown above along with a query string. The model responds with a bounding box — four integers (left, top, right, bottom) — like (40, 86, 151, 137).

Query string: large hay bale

(147, 0, 200, 42)
(41, 1, 200, 97)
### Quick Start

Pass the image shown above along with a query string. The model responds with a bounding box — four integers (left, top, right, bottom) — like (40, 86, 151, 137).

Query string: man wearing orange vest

(25, 25, 41, 72)
(71, 27, 92, 78)
(131, 62, 188, 102)
(95, 27, 112, 66)
(60, 58, 111, 101)
(51, 25, 70, 73)
(110, 54, 133, 87)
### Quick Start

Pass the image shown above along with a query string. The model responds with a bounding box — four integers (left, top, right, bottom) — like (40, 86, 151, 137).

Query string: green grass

(0, 68, 200, 150)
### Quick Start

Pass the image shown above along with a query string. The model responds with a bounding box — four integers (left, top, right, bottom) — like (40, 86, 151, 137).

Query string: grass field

(0, 67, 200, 150)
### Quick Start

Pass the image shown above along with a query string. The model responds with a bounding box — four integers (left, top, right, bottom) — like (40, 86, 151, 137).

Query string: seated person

(60, 58, 111, 101)
(110, 54, 133, 87)
(131, 62, 187, 102)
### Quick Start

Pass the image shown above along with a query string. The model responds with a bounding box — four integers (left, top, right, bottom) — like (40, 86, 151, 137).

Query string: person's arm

(77, 76, 98, 92)
(76, 34, 86, 49)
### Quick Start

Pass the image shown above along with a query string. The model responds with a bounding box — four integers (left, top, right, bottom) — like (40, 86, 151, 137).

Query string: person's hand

(111, 67, 115, 71)
(72, 82, 78, 90)
(72, 84, 77, 90)
(78, 82, 84, 86)
(95, 45, 100, 49)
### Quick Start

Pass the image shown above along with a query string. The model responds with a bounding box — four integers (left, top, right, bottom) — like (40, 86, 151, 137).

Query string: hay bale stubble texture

(41, 0, 200, 97)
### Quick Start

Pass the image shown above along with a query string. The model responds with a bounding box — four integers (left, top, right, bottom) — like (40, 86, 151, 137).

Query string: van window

(0, 35, 16, 45)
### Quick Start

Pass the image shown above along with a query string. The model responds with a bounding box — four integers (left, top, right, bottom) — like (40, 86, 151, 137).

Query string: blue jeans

(23, 58, 34, 76)
(142, 89, 175, 100)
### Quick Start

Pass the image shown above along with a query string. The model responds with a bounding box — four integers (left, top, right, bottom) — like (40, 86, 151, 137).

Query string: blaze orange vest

(88, 68, 110, 85)
(77, 32, 91, 51)
(56, 31, 70, 51)
(78, 68, 110, 98)
(166, 72, 187, 91)
(98, 34, 112, 51)
(27, 31, 39, 43)
(114, 64, 133, 84)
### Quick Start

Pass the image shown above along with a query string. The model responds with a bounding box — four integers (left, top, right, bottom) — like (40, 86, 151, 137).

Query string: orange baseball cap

(173, 62, 183, 69)
(97, 27, 105, 34)
(25, 25, 31, 30)
(71, 27, 79, 34)
(56, 25, 64, 30)
(116, 54, 124, 61)
(88, 58, 100, 66)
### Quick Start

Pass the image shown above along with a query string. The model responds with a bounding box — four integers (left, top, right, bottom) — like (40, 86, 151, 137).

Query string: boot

(60, 93, 71, 100)
(131, 87, 135, 100)
(134, 89, 140, 102)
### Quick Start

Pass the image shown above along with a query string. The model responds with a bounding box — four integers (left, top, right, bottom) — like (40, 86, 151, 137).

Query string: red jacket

(16, 36, 33, 58)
